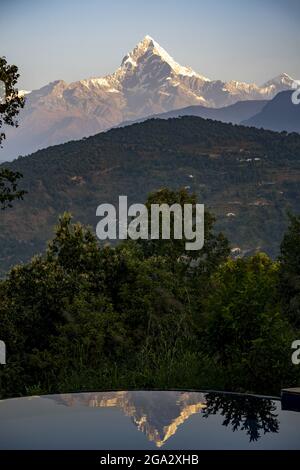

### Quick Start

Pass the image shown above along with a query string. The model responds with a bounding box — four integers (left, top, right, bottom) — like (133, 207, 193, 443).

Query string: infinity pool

(0, 391, 299, 449)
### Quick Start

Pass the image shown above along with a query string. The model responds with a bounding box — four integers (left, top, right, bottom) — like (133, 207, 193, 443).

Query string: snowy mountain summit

(2, 36, 295, 160)
(121, 35, 207, 79)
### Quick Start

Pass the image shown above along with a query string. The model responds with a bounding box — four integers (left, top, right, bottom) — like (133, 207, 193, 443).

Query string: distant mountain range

(1, 35, 295, 161)
(118, 99, 268, 127)
(118, 90, 300, 132)
(242, 90, 300, 133)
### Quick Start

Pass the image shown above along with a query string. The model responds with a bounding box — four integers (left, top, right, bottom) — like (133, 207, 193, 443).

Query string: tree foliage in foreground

(0, 189, 299, 398)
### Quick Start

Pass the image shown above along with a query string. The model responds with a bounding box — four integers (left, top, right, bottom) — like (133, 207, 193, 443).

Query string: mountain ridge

(242, 90, 300, 132)
(117, 99, 269, 128)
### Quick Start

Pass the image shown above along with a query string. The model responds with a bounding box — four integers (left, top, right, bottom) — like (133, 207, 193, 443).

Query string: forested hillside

(1, 116, 300, 275)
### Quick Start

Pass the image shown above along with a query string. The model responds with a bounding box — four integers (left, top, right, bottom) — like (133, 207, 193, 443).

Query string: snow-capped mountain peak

(2, 36, 295, 160)
(121, 35, 210, 81)
(262, 72, 294, 89)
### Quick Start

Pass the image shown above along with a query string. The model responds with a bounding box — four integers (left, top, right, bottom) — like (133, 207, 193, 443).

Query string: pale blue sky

(1, 0, 300, 90)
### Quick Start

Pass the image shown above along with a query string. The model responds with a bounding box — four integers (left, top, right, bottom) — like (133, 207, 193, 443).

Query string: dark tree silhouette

(0, 56, 26, 209)
(202, 393, 279, 442)
(0, 56, 24, 146)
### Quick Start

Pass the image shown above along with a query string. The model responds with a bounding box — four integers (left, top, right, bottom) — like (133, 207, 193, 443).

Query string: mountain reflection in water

(49, 391, 279, 447)
(50, 391, 206, 447)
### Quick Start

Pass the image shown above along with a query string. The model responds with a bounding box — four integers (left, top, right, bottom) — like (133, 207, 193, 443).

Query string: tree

(202, 253, 295, 393)
(0, 168, 26, 210)
(0, 214, 117, 396)
(134, 187, 229, 270)
(0, 56, 26, 209)
(0, 56, 24, 146)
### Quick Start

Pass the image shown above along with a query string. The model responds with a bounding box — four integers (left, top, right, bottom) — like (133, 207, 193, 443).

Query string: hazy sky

(1, 0, 300, 90)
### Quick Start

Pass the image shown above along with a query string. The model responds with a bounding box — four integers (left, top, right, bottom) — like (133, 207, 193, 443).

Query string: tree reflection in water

(202, 393, 279, 442)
